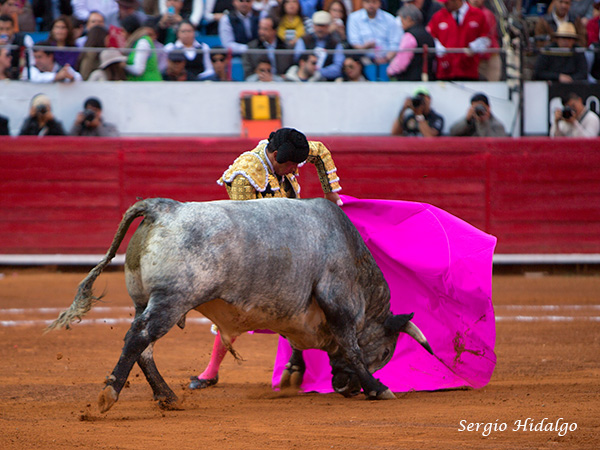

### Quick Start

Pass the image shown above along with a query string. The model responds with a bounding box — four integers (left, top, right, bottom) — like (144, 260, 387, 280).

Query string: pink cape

(271, 195, 497, 393)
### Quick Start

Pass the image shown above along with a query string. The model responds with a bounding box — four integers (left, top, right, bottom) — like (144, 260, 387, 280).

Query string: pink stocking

(198, 332, 235, 380)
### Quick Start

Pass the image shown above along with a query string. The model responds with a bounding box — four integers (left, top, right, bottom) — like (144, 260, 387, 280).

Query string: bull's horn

(404, 321, 434, 355)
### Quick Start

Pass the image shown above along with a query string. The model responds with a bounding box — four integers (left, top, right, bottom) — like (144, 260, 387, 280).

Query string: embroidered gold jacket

(217, 140, 341, 200)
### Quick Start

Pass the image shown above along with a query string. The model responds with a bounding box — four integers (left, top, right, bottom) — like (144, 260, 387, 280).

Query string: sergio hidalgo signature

(458, 418, 577, 437)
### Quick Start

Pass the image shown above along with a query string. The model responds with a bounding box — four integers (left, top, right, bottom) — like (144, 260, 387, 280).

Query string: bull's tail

(45, 200, 149, 332)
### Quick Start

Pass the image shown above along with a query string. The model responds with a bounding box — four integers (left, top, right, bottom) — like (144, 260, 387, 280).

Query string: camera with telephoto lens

(35, 104, 48, 115)
(411, 95, 423, 108)
(83, 108, 96, 126)
(474, 104, 487, 117)
(562, 107, 573, 120)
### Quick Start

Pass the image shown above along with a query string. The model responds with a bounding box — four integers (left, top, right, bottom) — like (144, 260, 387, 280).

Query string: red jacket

(427, 5, 489, 80)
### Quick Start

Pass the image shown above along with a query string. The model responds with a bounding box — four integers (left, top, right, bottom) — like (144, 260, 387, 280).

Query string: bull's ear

(384, 313, 415, 333)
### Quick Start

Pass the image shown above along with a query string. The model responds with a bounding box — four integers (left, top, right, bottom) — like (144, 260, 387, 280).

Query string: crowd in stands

(0, 0, 599, 83)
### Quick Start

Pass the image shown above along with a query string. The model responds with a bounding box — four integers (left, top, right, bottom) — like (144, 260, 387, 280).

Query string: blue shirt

(347, 9, 402, 59)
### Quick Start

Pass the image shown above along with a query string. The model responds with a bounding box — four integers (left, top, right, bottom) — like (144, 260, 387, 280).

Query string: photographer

(19, 94, 66, 136)
(391, 87, 444, 137)
(450, 93, 507, 137)
(70, 97, 119, 137)
(550, 92, 600, 138)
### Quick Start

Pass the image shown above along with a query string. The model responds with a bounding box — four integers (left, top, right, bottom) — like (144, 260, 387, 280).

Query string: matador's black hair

(267, 128, 309, 163)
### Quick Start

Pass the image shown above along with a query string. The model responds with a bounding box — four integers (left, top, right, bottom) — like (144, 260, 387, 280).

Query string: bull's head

(332, 313, 433, 397)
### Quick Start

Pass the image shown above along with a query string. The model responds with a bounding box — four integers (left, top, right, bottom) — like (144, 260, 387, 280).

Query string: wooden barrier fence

(2, 136, 599, 256)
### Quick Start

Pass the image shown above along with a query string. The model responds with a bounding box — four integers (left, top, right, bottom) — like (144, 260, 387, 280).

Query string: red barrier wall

(2, 136, 599, 255)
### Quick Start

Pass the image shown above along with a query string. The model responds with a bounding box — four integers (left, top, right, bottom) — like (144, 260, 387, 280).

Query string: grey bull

(47, 197, 433, 413)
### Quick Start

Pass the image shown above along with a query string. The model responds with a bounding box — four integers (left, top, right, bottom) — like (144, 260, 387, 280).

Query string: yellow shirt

(277, 16, 306, 43)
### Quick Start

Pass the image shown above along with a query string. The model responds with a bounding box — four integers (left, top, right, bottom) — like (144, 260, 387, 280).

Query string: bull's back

(125, 198, 382, 308)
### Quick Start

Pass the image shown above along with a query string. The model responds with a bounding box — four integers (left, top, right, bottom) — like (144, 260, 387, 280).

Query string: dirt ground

(0, 268, 598, 450)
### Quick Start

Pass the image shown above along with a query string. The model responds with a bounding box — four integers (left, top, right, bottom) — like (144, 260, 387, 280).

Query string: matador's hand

(325, 192, 343, 206)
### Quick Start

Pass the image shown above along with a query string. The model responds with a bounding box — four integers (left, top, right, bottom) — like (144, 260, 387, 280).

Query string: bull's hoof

(158, 395, 182, 411)
(189, 374, 218, 390)
(365, 388, 396, 400)
(98, 386, 118, 413)
(332, 372, 361, 398)
(279, 364, 303, 390)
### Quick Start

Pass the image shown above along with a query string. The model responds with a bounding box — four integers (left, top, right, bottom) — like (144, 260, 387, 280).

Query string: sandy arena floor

(0, 268, 598, 449)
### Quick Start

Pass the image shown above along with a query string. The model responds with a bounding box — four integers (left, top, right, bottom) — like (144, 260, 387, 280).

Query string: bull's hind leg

(99, 296, 184, 413)
(279, 347, 305, 390)
(137, 342, 180, 409)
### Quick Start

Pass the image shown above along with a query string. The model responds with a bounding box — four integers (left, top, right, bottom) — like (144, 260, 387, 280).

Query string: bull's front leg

(328, 346, 395, 400)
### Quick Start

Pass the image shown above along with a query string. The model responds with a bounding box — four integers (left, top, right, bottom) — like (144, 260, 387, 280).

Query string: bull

(47, 197, 433, 413)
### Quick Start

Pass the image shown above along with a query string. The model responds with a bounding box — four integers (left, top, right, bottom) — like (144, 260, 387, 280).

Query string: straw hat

(99, 49, 127, 69)
(31, 94, 51, 108)
(554, 22, 578, 39)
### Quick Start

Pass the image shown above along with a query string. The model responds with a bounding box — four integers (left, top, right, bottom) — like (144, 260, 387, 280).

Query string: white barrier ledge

(493, 254, 600, 264)
(1, 254, 599, 266)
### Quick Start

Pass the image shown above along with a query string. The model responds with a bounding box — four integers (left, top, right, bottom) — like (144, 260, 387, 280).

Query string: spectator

(586, 0, 600, 45)
(591, 41, 600, 79)
(122, 13, 163, 80)
(143, 17, 168, 72)
(347, 0, 401, 64)
(155, 0, 184, 44)
(162, 48, 195, 79)
(22, 40, 83, 82)
(387, 3, 434, 81)
(571, 0, 596, 24)
(0, 13, 33, 79)
(550, 91, 600, 136)
(534, 0, 586, 48)
(88, 47, 128, 80)
(284, 50, 324, 80)
(245, 55, 284, 80)
(70, 97, 120, 136)
(19, 93, 66, 135)
(209, 47, 230, 80)
(197, 0, 232, 35)
(533, 22, 588, 81)
(391, 86, 444, 137)
(294, 11, 344, 80)
(48, 15, 79, 68)
(428, 0, 490, 81)
(155, 0, 202, 29)
(218, 0, 260, 55)
(164, 20, 215, 79)
(31, 0, 73, 31)
(72, 0, 120, 27)
(336, 54, 368, 80)
(76, 25, 109, 80)
(449, 92, 507, 137)
(75, 11, 107, 47)
(326, 0, 350, 49)
(0, 112, 8, 135)
(243, 16, 293, 78)
(276, 0, 305, 47)
(0, 43, 10, 78)
(2, 4, 33, 39)
(468, 0, 501, 81)
(117, 0, 150, 29)
(254, 0, 279, 16)
(399, 0, 441, 25)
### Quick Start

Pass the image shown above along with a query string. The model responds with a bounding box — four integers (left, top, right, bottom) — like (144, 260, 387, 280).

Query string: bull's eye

(382, 349, 390, 361)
